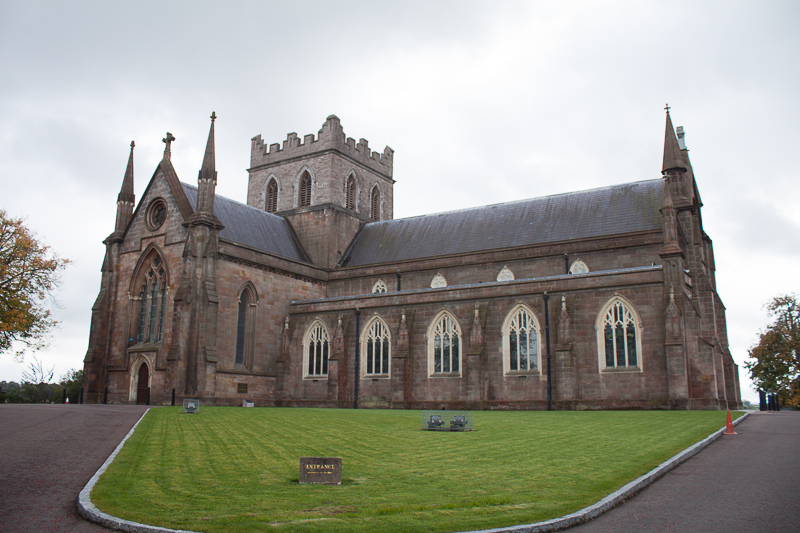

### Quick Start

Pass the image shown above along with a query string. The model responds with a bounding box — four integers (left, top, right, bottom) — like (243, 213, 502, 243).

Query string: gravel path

(0, 404, 149, 533)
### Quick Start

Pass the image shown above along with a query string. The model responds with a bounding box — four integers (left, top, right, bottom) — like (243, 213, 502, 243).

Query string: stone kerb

(78, 410, 750, 533)
(250, 115, 393, 178)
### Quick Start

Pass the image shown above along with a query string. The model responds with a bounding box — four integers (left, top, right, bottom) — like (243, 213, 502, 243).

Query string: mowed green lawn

(92, 408, 740, 533)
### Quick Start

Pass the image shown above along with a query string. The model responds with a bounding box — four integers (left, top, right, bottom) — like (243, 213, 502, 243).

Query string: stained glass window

(364, 318, 390, 376)
(305, 321, 330, 377)
(431, 313, 461, 375)
(601, 299, 639, 369)
(505, 306, 540, 373)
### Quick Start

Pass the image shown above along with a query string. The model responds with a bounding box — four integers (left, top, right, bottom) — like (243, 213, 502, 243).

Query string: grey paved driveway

(569, 411, 800, 533)
(0, 404, 149, 532)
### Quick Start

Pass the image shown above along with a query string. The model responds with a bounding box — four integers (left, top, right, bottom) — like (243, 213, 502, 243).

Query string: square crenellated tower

(247, 115, 394, 269)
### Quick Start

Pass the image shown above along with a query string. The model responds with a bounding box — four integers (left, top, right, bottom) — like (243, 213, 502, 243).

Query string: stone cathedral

(83, 110, 742, 410)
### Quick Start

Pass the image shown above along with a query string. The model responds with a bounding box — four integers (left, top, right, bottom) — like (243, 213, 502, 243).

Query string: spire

(196, 112, 218, 215)
(199, 111, 217, 184)
(117, 141, 135, 204)
(662, 105, 687, 174)
(107, 141, 136, 241)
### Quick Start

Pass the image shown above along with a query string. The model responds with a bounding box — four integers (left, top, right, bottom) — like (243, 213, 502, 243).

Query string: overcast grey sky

(1, 1, 798, 401)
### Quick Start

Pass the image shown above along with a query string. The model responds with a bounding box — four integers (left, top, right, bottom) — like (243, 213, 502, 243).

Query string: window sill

(303, 376, 328, 381)
(362, 374, 390, 380)
(128, 342, 161, 353)
(505, 370, 541, 377)
(428, 372, 461, 378)
(601, 366, 642, 374)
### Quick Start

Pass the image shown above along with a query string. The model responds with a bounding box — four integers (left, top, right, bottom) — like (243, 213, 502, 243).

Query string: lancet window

(235, 283, 257, 368)
(346, 175, 356, 211)
(370, 186, 380, 221)
(299, 171, 312, 207)
(266, 179, 278, 213)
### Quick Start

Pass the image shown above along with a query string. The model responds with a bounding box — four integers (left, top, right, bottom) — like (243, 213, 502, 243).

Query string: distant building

(83, 111, 742, 410)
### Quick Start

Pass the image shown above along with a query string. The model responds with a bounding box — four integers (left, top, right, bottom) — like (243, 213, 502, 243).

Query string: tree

(746, 295, 800, 408)
(59, 368, 83, 403)
(20, 356, 55, 403)
(0, 210, 70, 360)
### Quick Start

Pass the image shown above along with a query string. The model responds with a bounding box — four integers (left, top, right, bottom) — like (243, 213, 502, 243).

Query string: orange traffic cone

(724, 409, 736, 435)
(65, 397, 69, 404)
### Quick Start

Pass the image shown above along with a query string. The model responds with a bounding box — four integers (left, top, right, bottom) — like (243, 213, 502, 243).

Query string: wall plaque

(299, 457, 342, 485)
(237, 383, 248, 394)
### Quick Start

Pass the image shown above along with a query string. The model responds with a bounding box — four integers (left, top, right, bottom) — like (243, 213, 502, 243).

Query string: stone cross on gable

(162, 132, 176, 150)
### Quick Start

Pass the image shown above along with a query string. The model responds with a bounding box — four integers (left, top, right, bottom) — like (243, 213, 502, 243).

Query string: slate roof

(182, 183, 309, 263)
(343, 179, 664, 267)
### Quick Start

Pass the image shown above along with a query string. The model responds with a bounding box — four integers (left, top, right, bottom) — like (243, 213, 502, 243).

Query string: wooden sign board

(299, 457, 342, 485)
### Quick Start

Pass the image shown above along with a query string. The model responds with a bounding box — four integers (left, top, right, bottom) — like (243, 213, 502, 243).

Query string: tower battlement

(250, 115, 393, 179)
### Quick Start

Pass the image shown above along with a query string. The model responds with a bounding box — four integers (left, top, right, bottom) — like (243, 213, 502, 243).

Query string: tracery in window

(431, 273, 447, 288)
(497, 265, 515, 282)
(299, 171, 311, 207)
(428, 311, 461, 376)
(134, 253, 168, 344)
(597, 296, 641, 371)
(266, 178, 278, 213)
(303, 320, 330, 378)
(370, 185, 380, 221)
(372, 279, 387, 294)
(502, 304, 541, 375)
(346, 174, 356, 211)
(362, 317, 391, 377)
(569, 259, 589, 275)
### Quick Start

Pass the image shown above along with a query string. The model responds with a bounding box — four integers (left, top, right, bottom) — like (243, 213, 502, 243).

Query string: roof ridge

(371, 178, 663, 226)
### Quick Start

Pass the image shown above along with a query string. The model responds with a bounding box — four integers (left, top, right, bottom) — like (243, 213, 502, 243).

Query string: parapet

(250, 115, 394, 179)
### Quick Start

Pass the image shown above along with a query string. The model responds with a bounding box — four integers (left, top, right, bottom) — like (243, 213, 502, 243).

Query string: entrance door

(136, 364, 149, 405)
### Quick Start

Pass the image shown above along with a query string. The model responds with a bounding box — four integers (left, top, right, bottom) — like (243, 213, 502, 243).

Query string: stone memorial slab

(421, 410, 474, 431)
(299, 457, 342, 485)
(182, 399, 200, 414)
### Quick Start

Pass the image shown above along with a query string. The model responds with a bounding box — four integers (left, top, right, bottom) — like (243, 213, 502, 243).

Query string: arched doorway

(136, 363, 149, 405)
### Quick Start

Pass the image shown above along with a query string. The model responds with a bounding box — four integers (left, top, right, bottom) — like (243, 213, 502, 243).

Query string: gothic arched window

(428, 311, 461, 376)
(346, 174, 356, 211)
(569, 259, 590, 275)
(266, 179, 278, 213)
(502, 304, 541, 375)
(135, 254, 168, 344)
(372, 279, 387, 294)
(596, 296, 642, 371)
(235, 283, 257, 368)
(299, 171, 311, 207)
(362, 317, 391, 377)
(303, 320, 330, 378)
(370, 185, 380, 221)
